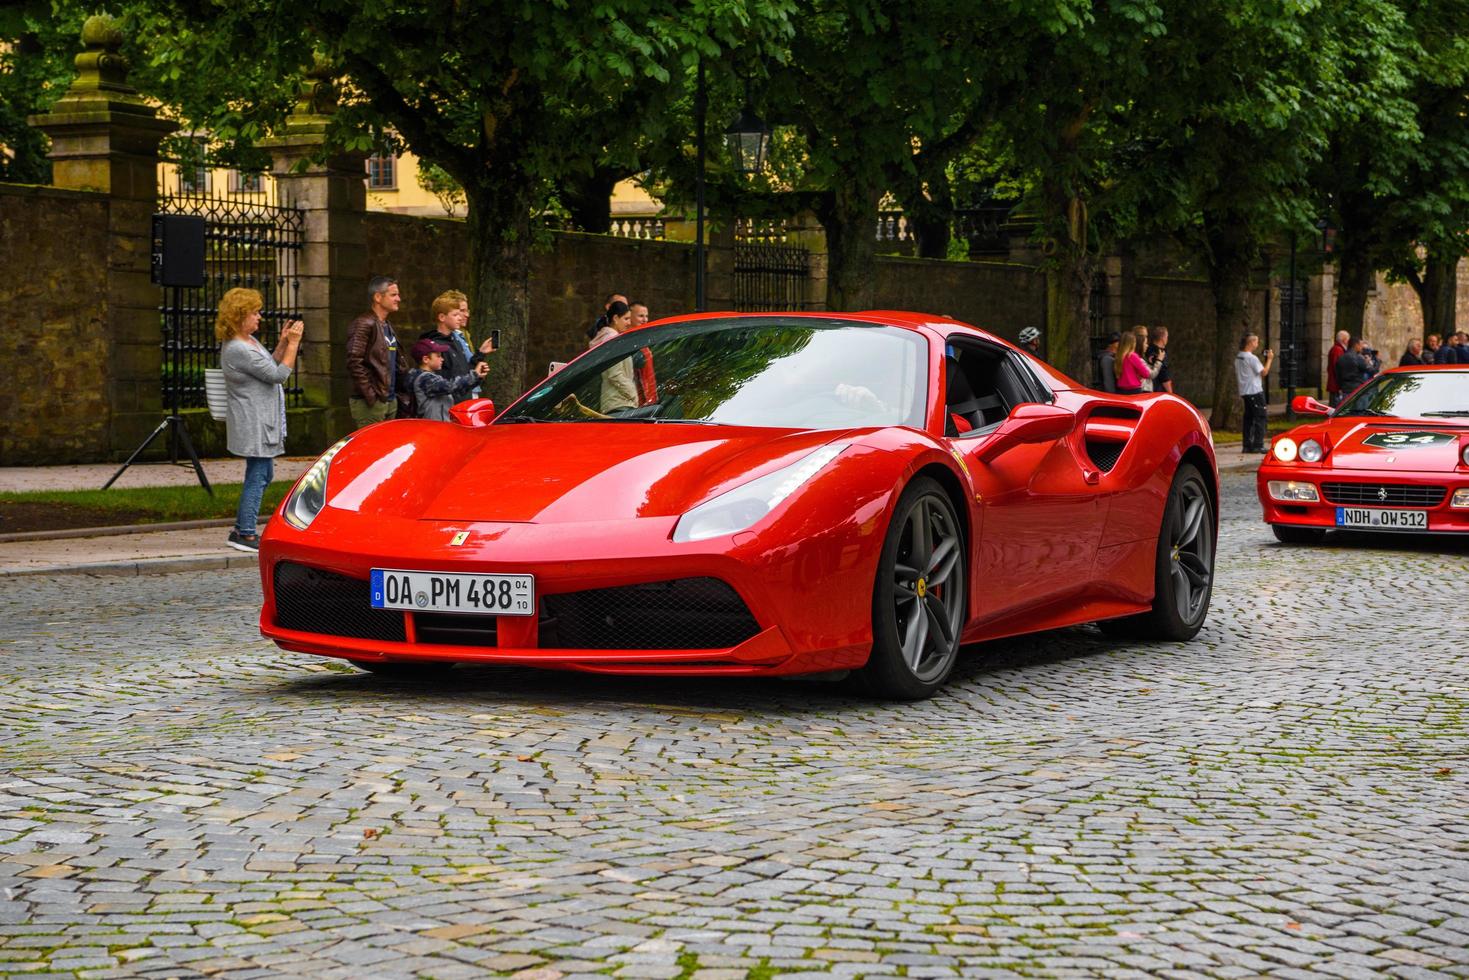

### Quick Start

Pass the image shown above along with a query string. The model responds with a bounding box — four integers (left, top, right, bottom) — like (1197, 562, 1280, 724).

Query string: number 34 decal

(1362, 431, 1455, 449)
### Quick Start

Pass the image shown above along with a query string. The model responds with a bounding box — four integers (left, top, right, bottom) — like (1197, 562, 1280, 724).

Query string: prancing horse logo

(450, 531, 470, 546)
(1377, 487, 1388, 501)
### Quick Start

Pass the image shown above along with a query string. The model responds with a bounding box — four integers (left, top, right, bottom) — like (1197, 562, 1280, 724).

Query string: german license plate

(370, 568, 535, 616)
(1335, 508, 1428, 530)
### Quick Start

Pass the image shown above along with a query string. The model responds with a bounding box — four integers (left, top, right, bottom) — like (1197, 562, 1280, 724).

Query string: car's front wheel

(855, 477, 967, 700)
(1272, 525, 1325, 545)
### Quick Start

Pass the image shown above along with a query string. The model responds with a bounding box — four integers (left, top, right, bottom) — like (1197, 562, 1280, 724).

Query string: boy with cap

(408, 337, 489, 421)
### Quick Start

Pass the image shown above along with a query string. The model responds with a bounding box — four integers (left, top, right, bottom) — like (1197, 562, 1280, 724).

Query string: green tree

(415, 160, 465, 218)
(0, 2, 87, 183)
(113, 0, 794, 404)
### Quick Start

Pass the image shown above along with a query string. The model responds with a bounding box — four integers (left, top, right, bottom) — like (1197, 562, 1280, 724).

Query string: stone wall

(0, 185, 112, 465)
(870, 257, 1047, 346)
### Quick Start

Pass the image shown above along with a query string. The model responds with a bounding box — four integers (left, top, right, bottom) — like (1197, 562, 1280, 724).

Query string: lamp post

(693, 66, 771, 312)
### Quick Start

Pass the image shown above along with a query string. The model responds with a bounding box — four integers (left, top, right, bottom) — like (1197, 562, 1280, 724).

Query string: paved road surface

(2, 468, 1466, 978)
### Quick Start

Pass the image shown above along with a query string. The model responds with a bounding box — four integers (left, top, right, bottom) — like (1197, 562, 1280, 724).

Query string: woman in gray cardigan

(217, 288, 304, 552)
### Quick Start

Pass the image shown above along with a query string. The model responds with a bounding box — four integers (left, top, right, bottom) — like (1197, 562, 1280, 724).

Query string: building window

(180, 165, 210, 193)
(366, 153, 397, 189)
(232, 170, 263, 193)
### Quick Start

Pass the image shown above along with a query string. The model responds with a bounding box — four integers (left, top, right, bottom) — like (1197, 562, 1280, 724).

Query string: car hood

(323, 421, 849, 524)
(1322, 420, 1468, 471)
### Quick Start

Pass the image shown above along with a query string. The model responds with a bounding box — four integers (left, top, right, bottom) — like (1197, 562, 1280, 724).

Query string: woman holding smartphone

(217, 287, 303, 553)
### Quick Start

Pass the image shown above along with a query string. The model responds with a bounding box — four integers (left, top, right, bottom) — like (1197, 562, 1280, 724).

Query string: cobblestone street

(2, 466, 1466, 979)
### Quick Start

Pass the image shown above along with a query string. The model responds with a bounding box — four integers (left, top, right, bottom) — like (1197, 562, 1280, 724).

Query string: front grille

(273, 562, 406, 642)
(414, 612, 498, 647)
(1085, 440, 1124, 473)
(540, 578, 761, 650)
(1321, 483, 1446, 507)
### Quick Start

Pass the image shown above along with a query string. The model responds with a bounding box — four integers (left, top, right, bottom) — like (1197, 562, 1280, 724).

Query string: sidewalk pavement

(0, 449, 1262, 579)
(0, 458, 312, 578)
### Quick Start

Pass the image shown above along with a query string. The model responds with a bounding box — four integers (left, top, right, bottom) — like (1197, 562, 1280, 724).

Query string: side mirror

(449, 398, 497, 427)
(975, 403, 1076, 463)
(1291, 395, 1330, 417)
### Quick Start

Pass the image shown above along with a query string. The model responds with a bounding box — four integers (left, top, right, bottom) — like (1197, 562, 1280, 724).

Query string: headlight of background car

(673, 444, 846, 543)
(1452, 489, 1469, 508)
(282, 437, 351, 530)
(1272, 438, 1298, 462)
(1267, 481, 1319, 502)
(1298, 438, 1324, 463)
(1462, 443, 1469, 467)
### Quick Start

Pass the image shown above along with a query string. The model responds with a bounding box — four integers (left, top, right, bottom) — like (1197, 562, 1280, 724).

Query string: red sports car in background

(259, 312, 1218, 699)
(1259, 365, 1469, 543)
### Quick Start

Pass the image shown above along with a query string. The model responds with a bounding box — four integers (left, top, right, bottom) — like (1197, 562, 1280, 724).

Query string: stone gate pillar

(261, 67, 366, 442)
(30, 15, 176, 458)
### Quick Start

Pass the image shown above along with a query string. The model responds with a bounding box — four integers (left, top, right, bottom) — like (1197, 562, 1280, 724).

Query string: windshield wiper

(1423, 410, 1469, 416)
(1338, 408, 1389, 416)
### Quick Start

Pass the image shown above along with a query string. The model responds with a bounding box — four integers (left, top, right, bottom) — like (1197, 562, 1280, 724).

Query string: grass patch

(1211, 418, 1298, 444)
(0, 483, 289, 533)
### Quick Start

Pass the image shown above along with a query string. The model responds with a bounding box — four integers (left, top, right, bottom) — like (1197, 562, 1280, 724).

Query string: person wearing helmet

(1018, 326, 1043, 361)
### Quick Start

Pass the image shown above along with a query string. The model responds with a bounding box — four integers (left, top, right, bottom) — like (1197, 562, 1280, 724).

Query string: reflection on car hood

(328, 422, 847, 523)
(1322, 420, 1468, 471)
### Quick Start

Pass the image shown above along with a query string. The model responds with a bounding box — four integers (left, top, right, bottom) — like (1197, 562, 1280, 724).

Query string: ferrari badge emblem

(916, 577, 927, 599)
(1377, 487, 1388, 501)
(450, 531, 470, 546)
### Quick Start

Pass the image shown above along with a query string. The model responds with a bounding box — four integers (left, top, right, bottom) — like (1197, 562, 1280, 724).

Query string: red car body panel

(258, 311, 1217, 676)
(1257, 366, 1469, 534)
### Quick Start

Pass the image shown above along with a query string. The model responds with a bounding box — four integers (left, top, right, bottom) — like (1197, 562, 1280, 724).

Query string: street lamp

(724, 104, 770, 175)
(694, 69, 772, 311)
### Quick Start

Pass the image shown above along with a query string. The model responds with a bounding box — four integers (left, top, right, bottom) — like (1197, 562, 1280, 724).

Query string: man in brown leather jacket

(346, 276, 409, 427)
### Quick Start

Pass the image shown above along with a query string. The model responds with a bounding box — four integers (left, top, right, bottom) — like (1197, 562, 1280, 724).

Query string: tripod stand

(103, 284, 213, 495)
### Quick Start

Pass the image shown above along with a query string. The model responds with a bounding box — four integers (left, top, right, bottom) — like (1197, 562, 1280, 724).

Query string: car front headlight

(1268, 480, 1319, 502)
(1299, 438, 1325, 463)
(1453, 488, 1469, 508)
(1462, 444, 1469, 467)
(672, 444, 846, 543)
(282, 437, 351, 530)
(1272, 438, 1298, 462)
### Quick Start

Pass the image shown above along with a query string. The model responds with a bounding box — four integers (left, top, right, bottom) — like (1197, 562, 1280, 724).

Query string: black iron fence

(1278, 281, 1310, 389)
(156, 159, 306, 409)
(733, 242, 809, 311)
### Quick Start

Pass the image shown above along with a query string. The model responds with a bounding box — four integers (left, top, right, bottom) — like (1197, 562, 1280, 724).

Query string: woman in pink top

(1114, 332, 1163, 394)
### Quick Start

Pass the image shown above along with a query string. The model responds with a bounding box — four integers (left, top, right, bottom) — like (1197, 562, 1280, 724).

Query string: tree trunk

(818, 183, 882, 311)
(465, 180, 535, 406)
(1204, 214, 1257, 431)
(560, 169, 619, 234)
(1417, 244, 1459, 337)
(1043, 247, 1092, 381)
(1333, 239, 1376, 343)
(899, 163, 953, 260)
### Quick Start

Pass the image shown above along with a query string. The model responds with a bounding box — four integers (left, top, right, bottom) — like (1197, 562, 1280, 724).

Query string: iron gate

(1277, 280, 1309, 389)
(156, 161, 306, 408)
(732, 220, 809, 311)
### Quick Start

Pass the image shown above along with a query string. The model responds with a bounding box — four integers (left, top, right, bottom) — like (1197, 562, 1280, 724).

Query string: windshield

(500, 318, 929, 429)
(1336, 370, 1469, 419)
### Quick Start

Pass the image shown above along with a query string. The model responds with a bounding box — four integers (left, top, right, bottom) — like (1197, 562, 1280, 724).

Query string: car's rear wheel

(855, 478, 966, 700)
(1099, 462, 1215, 641)
(348, 659, 455, 679)
(1272, 525, 1325, 545)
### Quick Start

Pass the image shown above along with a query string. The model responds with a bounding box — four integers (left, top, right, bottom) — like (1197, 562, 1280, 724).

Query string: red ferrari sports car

(1259, 364, 1469, 543)
(259, 312, 1217, 699)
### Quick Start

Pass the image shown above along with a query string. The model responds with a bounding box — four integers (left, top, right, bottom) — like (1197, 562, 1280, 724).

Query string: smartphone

(490, 329, 501, 350)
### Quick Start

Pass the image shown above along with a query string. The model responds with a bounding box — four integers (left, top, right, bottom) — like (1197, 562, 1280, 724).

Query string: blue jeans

(236, 456, 274, 536)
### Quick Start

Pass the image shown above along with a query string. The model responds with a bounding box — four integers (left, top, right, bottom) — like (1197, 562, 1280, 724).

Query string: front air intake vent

(273, 562, 406, 642)
(541, 578, 761, 650)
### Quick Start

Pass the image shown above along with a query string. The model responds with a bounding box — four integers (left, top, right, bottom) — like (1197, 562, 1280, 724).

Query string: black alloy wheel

(1100, 462, 1216, 641)
(856, 477, 967, 700)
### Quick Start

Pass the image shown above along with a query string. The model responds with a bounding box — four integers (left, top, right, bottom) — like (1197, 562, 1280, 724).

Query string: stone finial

(72, 14, 133, 95)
